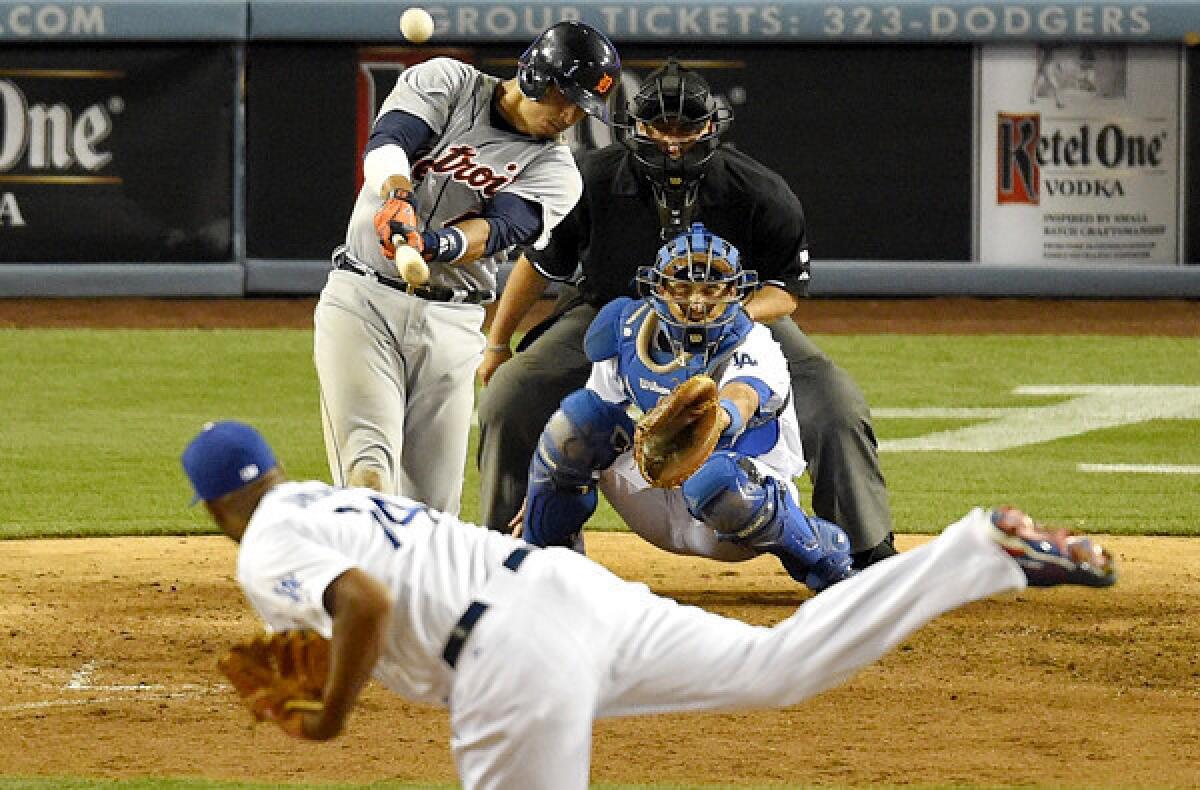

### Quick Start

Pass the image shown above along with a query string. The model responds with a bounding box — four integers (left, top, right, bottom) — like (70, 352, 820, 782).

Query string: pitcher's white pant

(314, 269, 485, 515)
(446, 508, 1026, 790)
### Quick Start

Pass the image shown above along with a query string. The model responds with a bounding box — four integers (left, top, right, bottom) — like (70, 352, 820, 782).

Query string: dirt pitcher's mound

(0, 532, 1196, 787)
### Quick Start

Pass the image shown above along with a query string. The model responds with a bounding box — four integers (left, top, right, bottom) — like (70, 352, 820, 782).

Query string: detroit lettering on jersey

(412, 145, 519, 199)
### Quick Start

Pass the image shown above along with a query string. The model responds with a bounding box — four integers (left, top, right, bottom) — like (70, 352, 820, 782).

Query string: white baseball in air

(395, 244, 430, 286)
(400, 7, 435, 43)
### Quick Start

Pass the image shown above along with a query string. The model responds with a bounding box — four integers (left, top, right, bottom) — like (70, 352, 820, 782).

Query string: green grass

(1, 330, 1197, 538)
(0, 330, 327, 537)
(818, 335, 1200, 534)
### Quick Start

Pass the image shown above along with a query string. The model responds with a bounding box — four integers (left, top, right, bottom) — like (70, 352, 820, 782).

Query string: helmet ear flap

(517, 43, 552, 101)
(515, 21, 621, 120)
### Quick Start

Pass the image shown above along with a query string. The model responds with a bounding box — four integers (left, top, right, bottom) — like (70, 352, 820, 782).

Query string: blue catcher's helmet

(636, 222, 758, 363)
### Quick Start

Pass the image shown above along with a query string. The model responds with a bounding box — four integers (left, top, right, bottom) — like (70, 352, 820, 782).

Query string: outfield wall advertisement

(0, 47, 234, 262)
(0, 1, 1197, 42)
(975, 44, 1184, 264)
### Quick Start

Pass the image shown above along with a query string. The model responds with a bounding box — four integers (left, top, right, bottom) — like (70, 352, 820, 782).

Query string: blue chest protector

(585, 297, 753, 413)
(585, 297, 777, 455)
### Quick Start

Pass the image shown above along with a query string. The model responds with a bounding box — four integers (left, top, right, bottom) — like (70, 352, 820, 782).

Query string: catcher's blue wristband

(719, 398, 744, 439)
(420, 227, 468, 263)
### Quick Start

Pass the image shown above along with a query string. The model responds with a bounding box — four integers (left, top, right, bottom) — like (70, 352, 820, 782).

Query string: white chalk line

(1078, 463, 1200, 475)
(879, 386, 1200, 453)
(0, 687, 227, 713)
(1, 660, 228, 714)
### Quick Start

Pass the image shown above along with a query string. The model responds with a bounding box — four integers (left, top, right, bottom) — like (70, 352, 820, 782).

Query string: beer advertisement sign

(0, 47, 234, 262)
(976, 45, 1184, 264)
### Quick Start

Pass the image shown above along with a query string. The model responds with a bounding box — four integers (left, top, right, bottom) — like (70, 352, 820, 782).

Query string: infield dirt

(0, 533, 1197, 787)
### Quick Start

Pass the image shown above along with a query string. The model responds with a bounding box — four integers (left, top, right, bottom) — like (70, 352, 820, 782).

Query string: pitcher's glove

(634, 375, 724, 488)
(217, 629, 330, 739)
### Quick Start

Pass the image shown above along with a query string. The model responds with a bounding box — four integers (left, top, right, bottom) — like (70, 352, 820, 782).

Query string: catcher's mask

(636, 222, 757, 363)
(617, 58, 731, 238)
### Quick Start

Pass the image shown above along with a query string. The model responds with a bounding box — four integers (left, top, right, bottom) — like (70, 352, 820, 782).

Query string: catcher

(518, 223, 855, 591)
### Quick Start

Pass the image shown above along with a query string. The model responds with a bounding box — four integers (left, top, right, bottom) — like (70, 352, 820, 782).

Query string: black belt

(332, 251, 495, 305)
(442, 546, 531, 669)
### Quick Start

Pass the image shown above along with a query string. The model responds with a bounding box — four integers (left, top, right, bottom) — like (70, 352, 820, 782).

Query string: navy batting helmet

(517, 21, 621, 121)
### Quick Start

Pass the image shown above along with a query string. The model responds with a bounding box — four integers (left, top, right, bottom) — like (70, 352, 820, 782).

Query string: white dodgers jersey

(236, 481, 527, 705)
(344, 57, 583, 293)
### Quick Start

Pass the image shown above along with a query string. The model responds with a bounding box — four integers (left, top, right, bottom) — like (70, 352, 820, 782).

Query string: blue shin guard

(523, 460, 597, 549)
(522, 390, 634, 549)
(682, 452, 855, 591)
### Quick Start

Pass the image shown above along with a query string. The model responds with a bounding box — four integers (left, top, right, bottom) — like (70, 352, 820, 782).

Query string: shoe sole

(991, 527, 1118, 588)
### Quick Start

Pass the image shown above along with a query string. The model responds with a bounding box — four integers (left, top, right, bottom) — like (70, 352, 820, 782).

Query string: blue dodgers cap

(181, 420, 277, 503)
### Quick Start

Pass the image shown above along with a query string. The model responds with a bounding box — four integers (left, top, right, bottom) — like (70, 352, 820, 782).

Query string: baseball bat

(393, 234, 430, 286)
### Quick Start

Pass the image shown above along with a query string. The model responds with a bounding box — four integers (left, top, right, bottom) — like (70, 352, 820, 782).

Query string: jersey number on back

(335, 496, 426, 549)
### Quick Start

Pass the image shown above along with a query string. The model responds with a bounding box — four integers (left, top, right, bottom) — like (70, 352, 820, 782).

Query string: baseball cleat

(989, 506, 1117, 588)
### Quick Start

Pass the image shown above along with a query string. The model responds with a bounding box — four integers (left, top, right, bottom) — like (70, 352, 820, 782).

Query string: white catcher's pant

(314, 269, 485, 515)
(598, 452, 798, 562)
(447, 508, 1027, 790)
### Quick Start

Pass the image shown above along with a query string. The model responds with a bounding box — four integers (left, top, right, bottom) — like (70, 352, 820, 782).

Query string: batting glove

(373, 187, 423, 258)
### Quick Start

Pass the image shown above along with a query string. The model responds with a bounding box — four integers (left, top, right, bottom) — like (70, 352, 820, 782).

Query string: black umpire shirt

(526, 143, 812, 306)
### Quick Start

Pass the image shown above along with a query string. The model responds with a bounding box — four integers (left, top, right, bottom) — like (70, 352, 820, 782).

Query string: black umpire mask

(619, 58, 728, 239)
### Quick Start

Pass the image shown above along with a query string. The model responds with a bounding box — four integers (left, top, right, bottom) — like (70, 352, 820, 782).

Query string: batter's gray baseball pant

(476, 299, 894, 556)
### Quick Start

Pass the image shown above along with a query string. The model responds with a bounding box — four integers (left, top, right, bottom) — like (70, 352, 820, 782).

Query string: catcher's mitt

(634, 375, 724, 488)
(217, 629, 330, 739)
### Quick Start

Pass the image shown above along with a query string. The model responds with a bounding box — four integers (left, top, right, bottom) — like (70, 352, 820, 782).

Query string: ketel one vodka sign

(977, 45, 1183, 265)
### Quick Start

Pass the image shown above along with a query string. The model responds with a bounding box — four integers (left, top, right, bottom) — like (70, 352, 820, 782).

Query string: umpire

(477, 59, 896, 568)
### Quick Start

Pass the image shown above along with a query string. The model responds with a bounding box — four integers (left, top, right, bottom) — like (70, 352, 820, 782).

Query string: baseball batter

(183, 419, 1117, 790)
(519, 224, 855, 592)
(314, 21, 620, 514)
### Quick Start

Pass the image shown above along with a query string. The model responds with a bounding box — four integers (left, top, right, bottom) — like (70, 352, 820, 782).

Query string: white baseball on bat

(393, 237, 430, 286)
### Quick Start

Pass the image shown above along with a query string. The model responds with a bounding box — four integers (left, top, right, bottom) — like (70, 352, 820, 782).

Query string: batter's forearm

(447, 217, 493, 264)
(487, 255, 550, 348)
(744, 285, 800, 324)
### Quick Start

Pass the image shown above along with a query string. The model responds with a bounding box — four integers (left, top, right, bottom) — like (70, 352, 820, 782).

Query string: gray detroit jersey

(345, 57, 583, 293)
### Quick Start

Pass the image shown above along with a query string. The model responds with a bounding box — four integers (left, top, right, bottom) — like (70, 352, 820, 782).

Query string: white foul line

(0, 687, 227, 713)
(0, 661, 230, 714)
(65, 659, 168, 691)
(879, 386, 1200, 453)
(1078, 463, 1200, 475)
